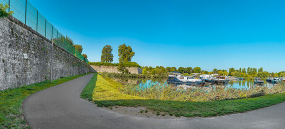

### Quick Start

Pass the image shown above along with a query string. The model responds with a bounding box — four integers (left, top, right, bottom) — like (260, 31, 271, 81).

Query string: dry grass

(92, 75, 146, 101)
(120, 82, 285, 102)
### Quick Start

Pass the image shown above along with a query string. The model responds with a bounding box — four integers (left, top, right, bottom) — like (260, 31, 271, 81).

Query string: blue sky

(27, 0, 285, 72)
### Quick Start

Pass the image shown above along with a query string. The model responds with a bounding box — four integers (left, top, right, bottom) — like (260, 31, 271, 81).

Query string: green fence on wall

(0, 0, 88, 63)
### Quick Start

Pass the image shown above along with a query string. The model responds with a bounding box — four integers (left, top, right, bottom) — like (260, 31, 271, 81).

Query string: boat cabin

(217, 76, 226, 79)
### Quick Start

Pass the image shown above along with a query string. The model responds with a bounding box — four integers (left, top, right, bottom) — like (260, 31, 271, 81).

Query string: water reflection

(110, 77, 278, 91)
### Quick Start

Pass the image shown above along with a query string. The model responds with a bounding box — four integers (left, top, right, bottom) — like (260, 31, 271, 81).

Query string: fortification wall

(0, 16, 94, 91)
(90, 65, 142, 74)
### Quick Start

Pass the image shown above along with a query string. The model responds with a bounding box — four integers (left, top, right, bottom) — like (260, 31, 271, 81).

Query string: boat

(200, 74, 215, 83)
(271, 77, 281, 84)
(213, 76, 229, 84)
(167, 75, 204, 86)
(254, 77, 264, 84)
(238, 77, 245, 80)
(266, 77, 273, 82)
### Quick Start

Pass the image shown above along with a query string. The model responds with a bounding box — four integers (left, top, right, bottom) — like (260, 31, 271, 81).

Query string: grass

(121, 80, 285, 102)
(0, 73, 90, 129)
(95, 92, 285, 117)
(101, 72, 167, 79)
(82, 74, 145, 101)
(82, 74, 285, 117)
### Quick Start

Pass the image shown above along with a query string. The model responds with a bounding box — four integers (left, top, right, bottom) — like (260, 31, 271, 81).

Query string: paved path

(23, 73, 285, 129)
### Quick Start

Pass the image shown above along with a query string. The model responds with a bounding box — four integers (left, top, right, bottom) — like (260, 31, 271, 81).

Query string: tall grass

(91, 74, 146, 101)
(92, 75, 285, 117)
(120, 82, 285, 102)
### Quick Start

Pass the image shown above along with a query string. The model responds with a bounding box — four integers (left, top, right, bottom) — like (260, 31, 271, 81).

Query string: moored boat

(271, 77, 281, 84)
(254, 77, 264, 84)
(213, 76, 229, 84)
(167, 75, 203, 86)
(266, 77, 274, 82)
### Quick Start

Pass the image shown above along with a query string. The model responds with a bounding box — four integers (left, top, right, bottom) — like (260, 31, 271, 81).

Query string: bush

(89, 62, 141, 68)
(0, 4, 14, 18)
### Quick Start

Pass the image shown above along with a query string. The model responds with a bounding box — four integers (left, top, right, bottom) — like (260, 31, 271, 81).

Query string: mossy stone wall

(0, 16, 94, 91)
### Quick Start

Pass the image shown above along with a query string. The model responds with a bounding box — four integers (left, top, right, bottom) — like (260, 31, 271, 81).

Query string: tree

(178, 67, 185, 73)
(252, 68, 257, 75)
(258, 67, 263, 73)
(142, 68, 147, 74)
(74, 44, 83, 53)
(166, 67, 171, 72)
(223, 71, 228, 76)
(171, 67, 177, 71)
(186, 67, 192, 74)
(151, 69, 156, 75)
(213, 68, 218, 74)
(118, 61, 125, 74)
(148, 66, 153, 73)
(101, 45, 113, 63)
(193, 67, 201, 73)
(274, 73, 279, 77)
(247, 67, 250, 74)
(82, 54, 87, 59)
(229, 67, 235, 76)
(160, 66, 166, 74)
(118, 43, 135, 63)
(218, 70, 223, 75)
(242, 68, 246, 73)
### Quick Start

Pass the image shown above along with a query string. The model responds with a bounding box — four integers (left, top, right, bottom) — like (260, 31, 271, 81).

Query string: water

(111, 77, 278, 91)
(225, 80, 276, 90)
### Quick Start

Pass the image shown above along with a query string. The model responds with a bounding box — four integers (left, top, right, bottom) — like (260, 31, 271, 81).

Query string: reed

(120, 82, 285, 102)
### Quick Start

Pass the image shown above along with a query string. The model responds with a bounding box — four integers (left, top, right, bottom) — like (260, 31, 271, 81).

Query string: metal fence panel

(1, 0, 89, 63)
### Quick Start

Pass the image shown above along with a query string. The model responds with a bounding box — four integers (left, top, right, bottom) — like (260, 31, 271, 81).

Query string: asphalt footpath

(23, 73, 285, 129)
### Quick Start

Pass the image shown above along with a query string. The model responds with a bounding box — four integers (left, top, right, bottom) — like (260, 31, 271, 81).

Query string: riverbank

(81, 74, 285, 118)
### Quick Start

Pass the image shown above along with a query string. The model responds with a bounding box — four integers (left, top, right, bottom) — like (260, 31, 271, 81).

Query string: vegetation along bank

(81, 73, 285, 118)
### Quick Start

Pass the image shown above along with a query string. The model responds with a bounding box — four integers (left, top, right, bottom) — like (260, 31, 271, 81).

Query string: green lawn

(82, 74, 285, 117)
(0, 73, 90, 129)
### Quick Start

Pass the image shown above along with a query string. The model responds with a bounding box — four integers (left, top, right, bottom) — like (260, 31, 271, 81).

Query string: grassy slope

(82, 74, 285, 117)
(0, 73, 89, 129)
(80, 74, 145, 102)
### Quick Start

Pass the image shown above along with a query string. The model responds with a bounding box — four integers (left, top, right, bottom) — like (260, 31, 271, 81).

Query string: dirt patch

(103, 106, 187, 119)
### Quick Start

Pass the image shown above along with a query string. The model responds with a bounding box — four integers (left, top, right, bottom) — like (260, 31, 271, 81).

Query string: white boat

(167, 75, 203, 85)
(213, 76, 230, 84)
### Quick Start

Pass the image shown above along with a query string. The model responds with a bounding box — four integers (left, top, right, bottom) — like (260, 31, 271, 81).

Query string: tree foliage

(193, 67, 201, 73)
(101, 45, 113, 63)
(213, 68, 218, 74)
(118, 43, 135, 63)
(74, 44, 83, 53)
(142, 68, 147, 74)
(89, 62, 141, 68)
(82, 54, 87, 59)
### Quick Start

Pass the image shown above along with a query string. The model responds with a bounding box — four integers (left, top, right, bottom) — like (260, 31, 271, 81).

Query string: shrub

(89, 62, 141, 68)
(0, 4, 14, 18)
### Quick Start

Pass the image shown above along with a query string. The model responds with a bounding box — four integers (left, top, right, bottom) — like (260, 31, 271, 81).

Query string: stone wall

(0, 16, 94, 91)
(90, 65, 142, 74)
